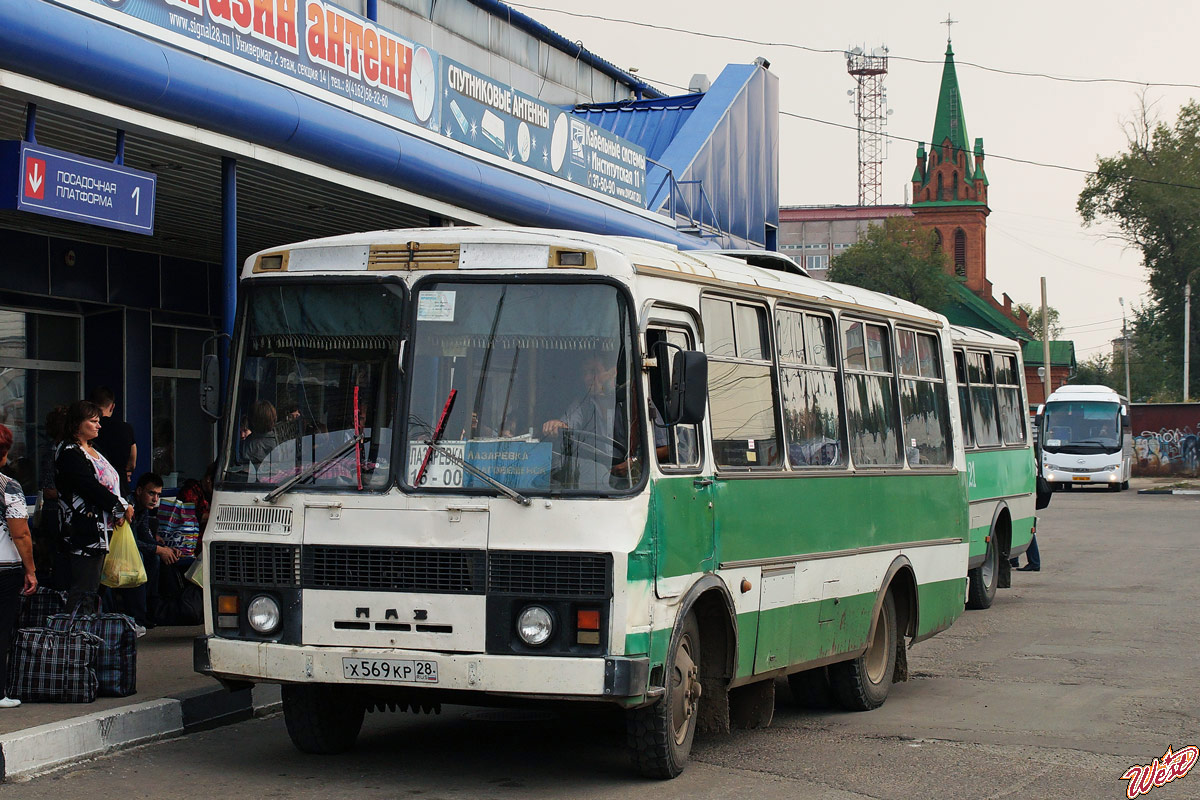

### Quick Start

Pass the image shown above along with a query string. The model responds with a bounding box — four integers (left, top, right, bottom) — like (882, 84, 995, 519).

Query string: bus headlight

(247, 595, 281, 634)
(516, 605, 554, 646)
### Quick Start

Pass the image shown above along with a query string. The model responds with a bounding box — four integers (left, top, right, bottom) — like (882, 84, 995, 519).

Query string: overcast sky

(516, 0, 1197, 361)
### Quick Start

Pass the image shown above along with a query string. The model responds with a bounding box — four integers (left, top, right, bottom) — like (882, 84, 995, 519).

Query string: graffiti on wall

(1133, 426, 1200, 477)
(1130, 404, 1200, 477)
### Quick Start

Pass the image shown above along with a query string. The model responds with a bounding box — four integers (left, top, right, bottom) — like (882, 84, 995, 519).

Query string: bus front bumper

(195, 635, 650, 700)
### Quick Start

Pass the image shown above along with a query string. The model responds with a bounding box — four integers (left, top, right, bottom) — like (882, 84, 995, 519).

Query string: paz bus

(195, 228, 969, 778)
(1037, 384, 1132, 491)
(949, 326, 1037, 609)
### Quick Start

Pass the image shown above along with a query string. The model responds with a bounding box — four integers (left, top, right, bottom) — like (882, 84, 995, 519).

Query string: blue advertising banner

(67, 0, 647, 207)
(83, 0, 440, 129)
(0, 141, 157, 235)
(443, 60, 646, 207)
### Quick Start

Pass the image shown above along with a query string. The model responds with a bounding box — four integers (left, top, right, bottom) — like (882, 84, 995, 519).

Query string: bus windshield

(221, 281, 405, 489)
(405, 280, 642, 495)
(1042, 400, 1121, 454)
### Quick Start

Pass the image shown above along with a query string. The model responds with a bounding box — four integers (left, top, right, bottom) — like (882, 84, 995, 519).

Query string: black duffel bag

(7, 627, 102, 703)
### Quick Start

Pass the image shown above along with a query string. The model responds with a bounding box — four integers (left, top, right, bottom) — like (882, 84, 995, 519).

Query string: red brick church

(779, 41, 1032, 340)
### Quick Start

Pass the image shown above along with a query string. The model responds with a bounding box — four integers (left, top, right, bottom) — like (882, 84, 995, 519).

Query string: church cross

(942, 14, 958, 42)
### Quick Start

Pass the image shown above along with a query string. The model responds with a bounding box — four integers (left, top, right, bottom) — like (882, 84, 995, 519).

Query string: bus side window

(646, 327, 701, 469)
(841, 319, 902, 467)
(967, 351, 1001, 447)
(954, 350, 974, 448)
(778, 309, 846, 468)
(995, 353, 1025, 445)
(701, 298, 781, 469)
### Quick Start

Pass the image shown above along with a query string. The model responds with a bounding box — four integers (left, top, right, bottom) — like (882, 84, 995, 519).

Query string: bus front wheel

(281, 684, 365, 754)
(627, 612, 702, 779)
(829, 591, 897, 711)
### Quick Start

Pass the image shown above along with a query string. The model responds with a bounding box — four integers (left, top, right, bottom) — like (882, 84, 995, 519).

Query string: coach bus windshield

(1042, 400, 1121, 454)
(405, 280, 643, 496)
(221, 281, 405, 490)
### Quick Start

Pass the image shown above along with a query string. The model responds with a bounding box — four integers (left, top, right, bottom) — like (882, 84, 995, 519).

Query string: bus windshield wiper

(421, 438, 531, 507)
(263, 433, 368, 503)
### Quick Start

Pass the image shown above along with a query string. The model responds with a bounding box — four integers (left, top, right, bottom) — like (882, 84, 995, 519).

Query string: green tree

(1078, 100, 1200, 401)
(1073, 352, 1116, 389)
(826, 217, 953, 309)
(1017, 303, 1063, 340)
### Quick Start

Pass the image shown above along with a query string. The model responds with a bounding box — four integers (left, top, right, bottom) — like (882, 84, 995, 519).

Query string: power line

(991, 228, 1146, 280)
(520, 5, 1200, 194)
(619, 74, 1200, 196)
(780, 111, 1200, 193)
(511, 3, 1200, 90)
(1060, 317, 1123, 331)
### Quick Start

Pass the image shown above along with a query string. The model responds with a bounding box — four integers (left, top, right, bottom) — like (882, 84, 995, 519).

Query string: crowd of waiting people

(0, 388, 213, 709)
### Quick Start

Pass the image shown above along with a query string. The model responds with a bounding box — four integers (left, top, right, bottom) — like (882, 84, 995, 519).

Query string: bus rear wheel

(830, 591, 897, 711)
(627, 613, 702, 779)
(966, 534, 999, 610)
(281, 684, 366, 754)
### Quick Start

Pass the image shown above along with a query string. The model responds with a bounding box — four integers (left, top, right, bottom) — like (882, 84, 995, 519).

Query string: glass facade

(0, 309, 82, 496)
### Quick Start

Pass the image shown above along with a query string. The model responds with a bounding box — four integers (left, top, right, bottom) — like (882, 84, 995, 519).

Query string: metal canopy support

(24, 102, 36, 143)
(114, 129, 125, 165)
(222, 156, 238, 389)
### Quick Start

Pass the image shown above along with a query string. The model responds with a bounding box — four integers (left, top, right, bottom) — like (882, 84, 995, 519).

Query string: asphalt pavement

(2, 476, 1197, 797)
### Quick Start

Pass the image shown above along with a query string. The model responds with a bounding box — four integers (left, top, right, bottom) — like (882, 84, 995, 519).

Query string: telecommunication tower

(845, 45, 890, 206)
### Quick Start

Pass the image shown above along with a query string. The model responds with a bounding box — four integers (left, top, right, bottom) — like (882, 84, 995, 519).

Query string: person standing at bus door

(1011, 533, 1041, 572)
(0, 423, 39, 709)
(91, 386, 138, 498)
(55, 400, 134, 615)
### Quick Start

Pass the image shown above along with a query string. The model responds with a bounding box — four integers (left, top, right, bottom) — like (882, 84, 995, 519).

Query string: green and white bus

(950, 326, 1037, 609)
(195, 228, 969, 777)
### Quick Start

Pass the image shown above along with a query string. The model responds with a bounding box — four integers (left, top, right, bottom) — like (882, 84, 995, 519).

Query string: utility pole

(1120, 298, 1131, 399)
(1041, 277, 1051, 401)
(1184, 284, 1190, 402)
(1186, 269, 1198, 402)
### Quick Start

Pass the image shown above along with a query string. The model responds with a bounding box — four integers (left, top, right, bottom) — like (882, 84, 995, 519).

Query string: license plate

(1072, 476, 1090, 481)
(342, 657, 438, 684)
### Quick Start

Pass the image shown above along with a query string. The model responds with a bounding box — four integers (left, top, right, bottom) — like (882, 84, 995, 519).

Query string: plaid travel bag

(6, 627, 102, 703)
(46, 612, 138, 697)
(16, 586, 68, 629)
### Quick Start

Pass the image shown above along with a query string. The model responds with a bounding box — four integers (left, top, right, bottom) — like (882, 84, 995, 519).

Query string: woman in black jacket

(56, 400, 133, 614)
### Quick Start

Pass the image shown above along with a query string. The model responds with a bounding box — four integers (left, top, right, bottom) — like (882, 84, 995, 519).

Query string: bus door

(646, 321, 714, 597)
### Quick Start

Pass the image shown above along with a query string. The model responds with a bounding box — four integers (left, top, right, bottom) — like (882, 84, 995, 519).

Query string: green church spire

(930, 42, 972, 171)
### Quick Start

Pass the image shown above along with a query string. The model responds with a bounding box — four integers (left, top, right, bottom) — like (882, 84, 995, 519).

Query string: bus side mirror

(668, 350, 707, 426)
(200, 353, 221, 420)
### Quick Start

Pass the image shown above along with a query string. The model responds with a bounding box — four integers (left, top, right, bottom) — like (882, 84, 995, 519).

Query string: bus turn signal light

(576, 609, 601, 644)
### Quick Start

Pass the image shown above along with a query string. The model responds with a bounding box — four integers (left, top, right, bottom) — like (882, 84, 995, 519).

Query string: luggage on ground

(16, 585, 68, 629)
(6, 627, 102, 703)
(46, 612, 138, 697)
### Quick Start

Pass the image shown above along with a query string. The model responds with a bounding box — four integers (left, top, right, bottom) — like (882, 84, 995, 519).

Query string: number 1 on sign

(131, 185, 140, 215)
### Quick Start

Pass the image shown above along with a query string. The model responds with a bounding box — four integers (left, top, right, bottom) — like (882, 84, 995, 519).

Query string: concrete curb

(0, 683, 281, 782)
(1136, 488, 1200, 495)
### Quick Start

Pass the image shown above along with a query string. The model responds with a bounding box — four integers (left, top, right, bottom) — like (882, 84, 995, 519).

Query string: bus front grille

(488, 552, 610, 598)
(288, 547, 610, 597)
(302, 546, 488, 594)
(210, 542, 301, 587)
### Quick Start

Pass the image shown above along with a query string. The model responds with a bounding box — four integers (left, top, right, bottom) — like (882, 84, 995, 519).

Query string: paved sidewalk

(0, 625, 279, 781)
